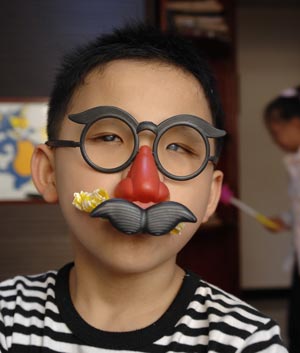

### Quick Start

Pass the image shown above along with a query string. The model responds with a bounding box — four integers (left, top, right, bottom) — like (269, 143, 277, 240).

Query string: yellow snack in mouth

(72, 189, 109, 212)
(170, 223, 184, 235)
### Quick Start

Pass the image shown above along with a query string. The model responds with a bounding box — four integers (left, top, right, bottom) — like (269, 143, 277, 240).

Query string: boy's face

(33, 60, 223, 274)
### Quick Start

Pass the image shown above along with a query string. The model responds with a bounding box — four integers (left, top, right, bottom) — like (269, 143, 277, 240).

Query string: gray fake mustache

(90, 199, 197, 236)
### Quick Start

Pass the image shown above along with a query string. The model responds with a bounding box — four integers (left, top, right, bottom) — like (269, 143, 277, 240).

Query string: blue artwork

(0, 102, 47, 200)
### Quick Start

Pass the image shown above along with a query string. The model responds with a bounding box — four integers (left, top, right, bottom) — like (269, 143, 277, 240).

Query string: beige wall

(237, 5, 300, 288)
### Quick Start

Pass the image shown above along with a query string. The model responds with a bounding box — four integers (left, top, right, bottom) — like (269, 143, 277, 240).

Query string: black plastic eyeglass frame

(46, 106, 226, 181)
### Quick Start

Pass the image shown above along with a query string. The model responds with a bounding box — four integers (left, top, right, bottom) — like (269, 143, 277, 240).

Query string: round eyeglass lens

(157, 125, 207, 177)
(83, 117, 135, 170)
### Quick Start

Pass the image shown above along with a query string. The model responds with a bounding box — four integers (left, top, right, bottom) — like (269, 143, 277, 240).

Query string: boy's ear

(31, 144, 58, 203)
(202, 170, 223, 223)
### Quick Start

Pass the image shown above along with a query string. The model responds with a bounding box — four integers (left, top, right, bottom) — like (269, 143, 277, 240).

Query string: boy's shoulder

(0, 268, 57, 292)
(0, 268, 58, 311)
(184, 270, 272, 326)
(175, 271, 288, 351)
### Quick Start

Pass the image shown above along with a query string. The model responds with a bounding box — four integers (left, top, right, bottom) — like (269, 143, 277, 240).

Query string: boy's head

(264, 86, 300, 152)
(32, 23, 225, 273)
(47, 23, 224, 142)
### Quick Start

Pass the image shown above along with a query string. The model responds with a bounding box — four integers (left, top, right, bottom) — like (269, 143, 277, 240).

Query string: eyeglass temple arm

(45, 140, 80, 148)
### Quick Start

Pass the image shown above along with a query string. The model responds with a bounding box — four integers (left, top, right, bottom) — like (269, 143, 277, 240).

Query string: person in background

(0, 23, 287, 352)
(264, 85, 300, 353)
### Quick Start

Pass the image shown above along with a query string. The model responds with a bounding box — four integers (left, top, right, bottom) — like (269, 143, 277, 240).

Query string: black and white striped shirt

(0, 263, 287, 352)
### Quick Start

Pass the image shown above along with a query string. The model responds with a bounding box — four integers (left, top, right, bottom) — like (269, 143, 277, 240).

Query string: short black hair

(264, 85, 300, 123)
(48, 23, 224, 145)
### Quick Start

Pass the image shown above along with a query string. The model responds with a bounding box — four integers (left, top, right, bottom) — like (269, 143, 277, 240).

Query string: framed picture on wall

(0, 98, 48, 201)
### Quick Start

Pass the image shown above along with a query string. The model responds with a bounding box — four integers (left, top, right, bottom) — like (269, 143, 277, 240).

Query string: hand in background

(265, 217, 290, 233)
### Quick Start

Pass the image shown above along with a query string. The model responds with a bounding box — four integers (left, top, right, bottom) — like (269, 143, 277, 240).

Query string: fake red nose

(114, 145, 170, 203)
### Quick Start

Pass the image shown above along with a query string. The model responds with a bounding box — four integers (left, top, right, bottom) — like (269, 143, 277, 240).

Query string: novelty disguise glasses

(46, 106, 226, 181)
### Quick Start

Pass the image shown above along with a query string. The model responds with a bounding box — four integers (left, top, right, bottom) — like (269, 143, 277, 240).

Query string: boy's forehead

(87, 59, 204, 94)
(69, 59, 212, 125)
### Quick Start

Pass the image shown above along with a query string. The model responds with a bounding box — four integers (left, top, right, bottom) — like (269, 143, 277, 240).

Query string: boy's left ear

(31, 144, 58, 203)
(202, 170, 223, 223)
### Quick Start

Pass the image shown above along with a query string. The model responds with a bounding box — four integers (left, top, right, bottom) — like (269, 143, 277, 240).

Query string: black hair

(264, 85, 300, 124)
(48, 23, 224, 147)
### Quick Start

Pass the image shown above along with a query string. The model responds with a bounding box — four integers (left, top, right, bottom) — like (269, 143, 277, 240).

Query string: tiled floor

(246, 296, 289, 347)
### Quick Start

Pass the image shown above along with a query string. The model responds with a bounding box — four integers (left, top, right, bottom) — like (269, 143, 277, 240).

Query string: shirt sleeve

(239, 319, 288, 353)
(0, 309, 9, 353)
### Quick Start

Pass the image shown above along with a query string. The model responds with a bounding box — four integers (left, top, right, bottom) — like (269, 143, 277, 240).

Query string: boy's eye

(101, 134, 121, 142)
(91, 133, 122, 143)
(167, 143, 194, 154)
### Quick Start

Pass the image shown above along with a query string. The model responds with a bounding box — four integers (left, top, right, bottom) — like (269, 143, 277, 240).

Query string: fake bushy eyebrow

(157, 114, 225, 138)
(68, 105, 226, 138)
(69, 106, 137, 125)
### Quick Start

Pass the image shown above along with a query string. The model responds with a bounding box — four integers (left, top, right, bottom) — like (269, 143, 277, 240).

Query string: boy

(0, 24, 287, 352)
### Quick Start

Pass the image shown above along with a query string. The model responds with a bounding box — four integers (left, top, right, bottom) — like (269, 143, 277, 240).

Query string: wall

(237, 4, 300, 288)
(0, 0, 146, 96)
(0, 0, 145, 281)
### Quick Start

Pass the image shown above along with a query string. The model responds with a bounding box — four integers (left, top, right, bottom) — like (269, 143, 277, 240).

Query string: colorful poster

(0, 102, 48, 200)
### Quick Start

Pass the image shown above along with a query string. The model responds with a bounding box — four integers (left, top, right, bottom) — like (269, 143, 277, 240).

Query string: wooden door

(158, 0, 240, 295)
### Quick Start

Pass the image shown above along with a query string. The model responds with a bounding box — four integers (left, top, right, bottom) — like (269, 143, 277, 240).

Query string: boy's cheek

(56, 172, 123, 214)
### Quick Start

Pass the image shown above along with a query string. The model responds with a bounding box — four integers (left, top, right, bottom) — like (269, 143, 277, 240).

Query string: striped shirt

(0, 263, 287, 352)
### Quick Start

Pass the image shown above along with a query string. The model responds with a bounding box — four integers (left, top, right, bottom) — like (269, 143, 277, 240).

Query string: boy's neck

(69, 256, 185, 332)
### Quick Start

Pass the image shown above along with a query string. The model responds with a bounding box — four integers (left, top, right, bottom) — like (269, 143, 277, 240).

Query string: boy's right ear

(31, 144, 58, 203)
